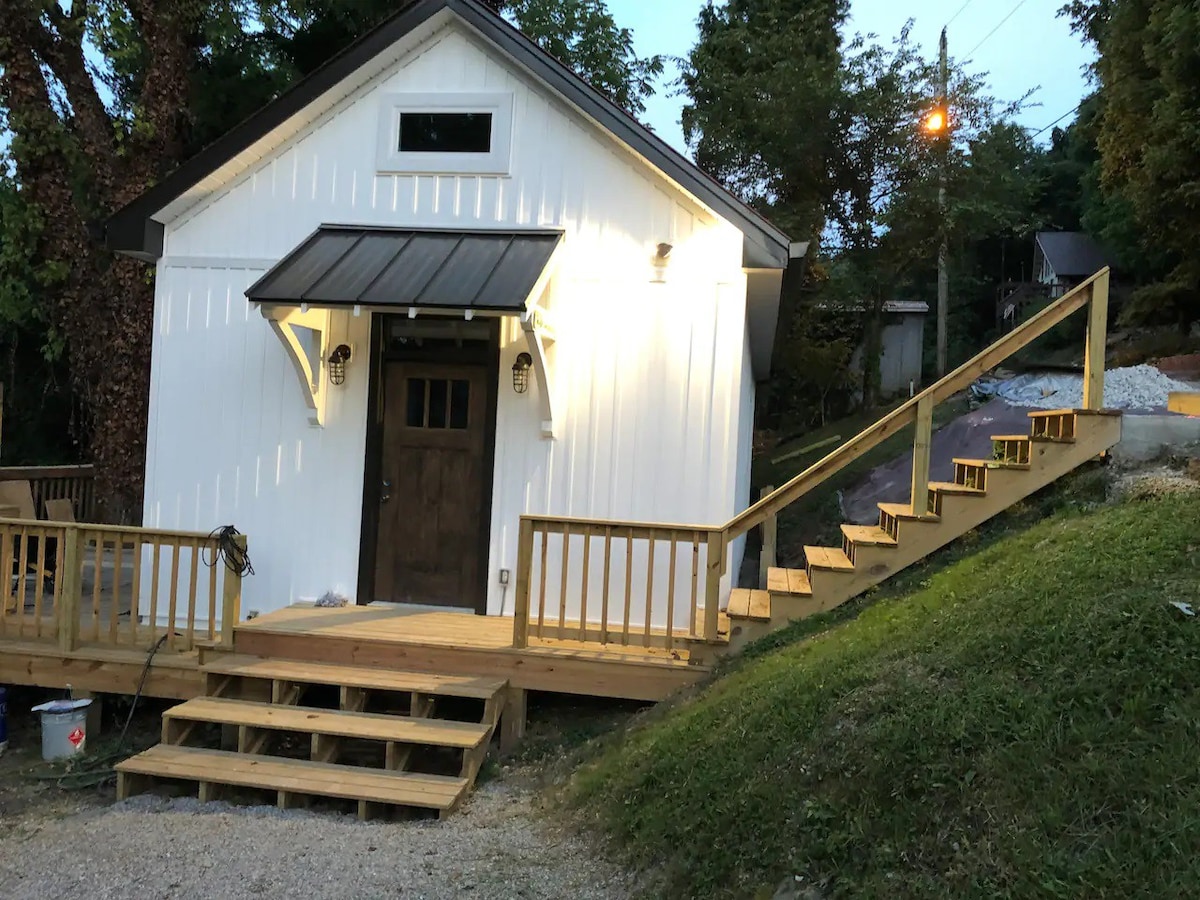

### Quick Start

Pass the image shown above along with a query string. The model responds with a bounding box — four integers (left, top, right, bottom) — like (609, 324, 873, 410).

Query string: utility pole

(936, 26, 949, 377)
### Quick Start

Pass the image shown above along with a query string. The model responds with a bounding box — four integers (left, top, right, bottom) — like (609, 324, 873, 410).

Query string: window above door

(376, 92, 514, 175)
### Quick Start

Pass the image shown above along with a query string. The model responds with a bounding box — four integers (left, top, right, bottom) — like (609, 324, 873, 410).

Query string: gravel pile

(985, 364, 1195, 411)
(0, 780, 633, 900)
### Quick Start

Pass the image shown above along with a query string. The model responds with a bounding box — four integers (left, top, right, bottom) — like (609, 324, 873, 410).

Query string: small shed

(878, 300, 929, 396)
(105, 0, 802, 627)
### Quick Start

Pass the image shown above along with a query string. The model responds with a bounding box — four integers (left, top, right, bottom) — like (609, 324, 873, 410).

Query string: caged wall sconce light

(512, 352, 533, 394)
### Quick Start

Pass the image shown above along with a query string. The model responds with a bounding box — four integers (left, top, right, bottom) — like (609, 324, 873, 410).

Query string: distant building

(1034, 231, 1112, 298)
(846, 299, 929, 398)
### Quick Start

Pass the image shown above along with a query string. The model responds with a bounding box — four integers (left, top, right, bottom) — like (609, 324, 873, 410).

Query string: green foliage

(570, 491, 1200, 898)
(681, 0, 848, 240)
(1063, 0, 1200, 331)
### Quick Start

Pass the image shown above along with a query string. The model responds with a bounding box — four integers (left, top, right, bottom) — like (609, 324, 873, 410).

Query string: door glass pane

(449, 379, 470, 429)
(427, 379, 449, 429)
(406, 378, 426, 427)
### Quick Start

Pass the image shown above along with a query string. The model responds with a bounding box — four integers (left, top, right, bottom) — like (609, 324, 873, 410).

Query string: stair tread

(840, 524, 898, 546)
(952, 457, 1031, 469)
(727, 589, 771, 621)
(204, 655, 506, 699)
(766, 567, 813, 596)
(877, 502, 940, 522)
(992, 433, 1074, 443)
(928, 481, 986, 495)
(165, 697, 489, 748)
(803, 546, 855, 572)
(116, 745, 468, 809)
(1027, 408, 1121, 417)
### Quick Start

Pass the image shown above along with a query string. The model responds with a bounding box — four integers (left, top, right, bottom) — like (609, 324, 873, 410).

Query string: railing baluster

(643, 531, 656, 645)
(690, 531, 701, 637)
(0, 525, 12, 637)
(186, 537, 200, 650)
(207, 538, 218, 641)
(16, 526, 29, 634)
(149, 542, 162, 645)
(557, 523, 571, 640)
(665, 532, 677, 651)
(90, 531, 103, 642)
(600, 526, 612, 644)
(109, 531, 122, 646)
(622, 529, 633, 645)
(536, 525, 548, 640)
(167, 540, 181, 650)
(579, 527, 591, 643)
(130, 538, 142, 647)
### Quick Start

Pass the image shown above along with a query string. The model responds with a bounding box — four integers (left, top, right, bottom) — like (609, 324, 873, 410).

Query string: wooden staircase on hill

(726, 408, 1122, 647)
(116, 655, 509, 819)
(512, 267, 1120, 663)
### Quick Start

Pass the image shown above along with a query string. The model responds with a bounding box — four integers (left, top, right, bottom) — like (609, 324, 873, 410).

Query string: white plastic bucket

(32, 699, 92, 761)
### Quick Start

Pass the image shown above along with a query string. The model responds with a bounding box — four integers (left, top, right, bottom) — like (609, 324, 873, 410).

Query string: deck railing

(0, 465, 97, 521)
(0, 518, 247, 653)
(512, 267, 1111, 651)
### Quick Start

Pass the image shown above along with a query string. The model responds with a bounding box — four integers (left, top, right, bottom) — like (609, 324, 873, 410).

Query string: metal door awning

(246, 225, 563, 311)
(249, 226, 562, 435)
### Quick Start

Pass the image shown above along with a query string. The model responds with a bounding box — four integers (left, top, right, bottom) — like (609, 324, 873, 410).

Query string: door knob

(381, 480, 392, 503)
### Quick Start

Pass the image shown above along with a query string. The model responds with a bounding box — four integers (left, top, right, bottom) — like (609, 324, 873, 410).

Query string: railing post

(57, 525, 81, 652)
(512, 517, 535, 649)
(220, 533, 247, 647)
(1083, 270, 1109, 410)
(703, 530, 724, 642)
(911, 395, 934, 517)
(758, 485, 777, 589)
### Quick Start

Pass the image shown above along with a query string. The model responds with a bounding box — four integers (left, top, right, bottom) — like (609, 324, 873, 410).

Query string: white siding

(144, 19, 758, 625)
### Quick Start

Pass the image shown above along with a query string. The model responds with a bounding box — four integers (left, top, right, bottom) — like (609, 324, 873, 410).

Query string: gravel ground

(0, 778, 635, 900)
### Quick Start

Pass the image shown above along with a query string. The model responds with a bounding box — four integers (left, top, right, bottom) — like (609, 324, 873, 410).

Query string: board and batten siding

(141, 18, 756, 625)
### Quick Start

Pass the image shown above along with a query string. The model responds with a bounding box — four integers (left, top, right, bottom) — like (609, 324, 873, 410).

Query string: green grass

(568, 491, 1200, 898)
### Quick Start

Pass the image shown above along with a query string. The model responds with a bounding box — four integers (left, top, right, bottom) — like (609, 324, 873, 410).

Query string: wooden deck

(234, 605, 710, 701)
(0, 603, 710, 703)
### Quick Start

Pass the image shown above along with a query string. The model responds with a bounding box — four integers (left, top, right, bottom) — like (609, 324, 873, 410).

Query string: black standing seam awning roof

(246, 226, 563, 310)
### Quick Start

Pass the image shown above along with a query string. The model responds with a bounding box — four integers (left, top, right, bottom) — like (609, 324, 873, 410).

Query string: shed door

(374, 361, 489, 609)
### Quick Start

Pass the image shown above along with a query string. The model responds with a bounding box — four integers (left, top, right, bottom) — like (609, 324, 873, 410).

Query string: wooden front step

(204, 654, 507, 700)
(803, 546, 854, 572)
(163, 697, 490, 750)
(766, 566, 812, 597)
(115, 745, 469, 817)
(727, 589, 771, 622)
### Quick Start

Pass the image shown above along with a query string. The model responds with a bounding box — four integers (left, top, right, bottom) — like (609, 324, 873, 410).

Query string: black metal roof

(246, 226, 562, 310)
(1035, 231, 1112, 278)
(105, 0, 791, 268)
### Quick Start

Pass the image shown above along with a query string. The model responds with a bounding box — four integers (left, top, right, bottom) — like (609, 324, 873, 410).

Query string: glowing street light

(924, 108, 947, 133)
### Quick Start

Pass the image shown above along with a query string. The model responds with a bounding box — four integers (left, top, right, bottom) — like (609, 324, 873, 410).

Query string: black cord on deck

(203, 525, 254, 578)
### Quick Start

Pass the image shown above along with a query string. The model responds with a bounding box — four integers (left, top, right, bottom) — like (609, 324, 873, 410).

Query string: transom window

(406, 378, 470, 430)
(399, 112, 492, 154)
(377, 92, 514, 175)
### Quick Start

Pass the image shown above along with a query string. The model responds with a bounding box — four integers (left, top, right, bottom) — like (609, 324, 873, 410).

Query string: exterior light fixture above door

(512, 352, 533, 394)
(652, 242, 673, 283)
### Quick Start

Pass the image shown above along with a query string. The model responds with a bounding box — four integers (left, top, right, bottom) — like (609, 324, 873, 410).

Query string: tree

(680, 0, 848, 242)
(1062, 0, 1200, 332)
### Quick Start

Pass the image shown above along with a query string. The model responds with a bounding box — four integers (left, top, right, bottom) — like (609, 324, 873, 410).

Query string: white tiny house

(107, 0, 799, 628)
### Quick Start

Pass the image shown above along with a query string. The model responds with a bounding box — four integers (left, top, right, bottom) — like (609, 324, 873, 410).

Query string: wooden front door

(373, 361, 490, 609)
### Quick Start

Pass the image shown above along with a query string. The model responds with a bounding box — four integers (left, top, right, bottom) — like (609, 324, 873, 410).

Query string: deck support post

(56, 526, 81, 652)
(500, 687, 527, 754)
(512, 518, 534, 649)
(220, 534, 246, 648)
(1083, 270, 1110, 410)
(910, 395, 934, 517)
(703, 531, 725, 642)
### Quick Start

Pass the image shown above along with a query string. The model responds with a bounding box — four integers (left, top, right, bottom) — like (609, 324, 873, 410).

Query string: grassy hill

(569, 489, 1200, 898)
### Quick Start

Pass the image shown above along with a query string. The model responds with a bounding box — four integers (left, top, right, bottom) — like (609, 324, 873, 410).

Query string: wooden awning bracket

(521, 309, 558, 440)
(260, 305, 331, 427)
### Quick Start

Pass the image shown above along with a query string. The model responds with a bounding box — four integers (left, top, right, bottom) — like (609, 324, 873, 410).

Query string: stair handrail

(722, 267, 1111, 541)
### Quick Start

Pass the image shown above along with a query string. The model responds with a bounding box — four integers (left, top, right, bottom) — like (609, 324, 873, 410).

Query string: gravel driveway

(0, 778, 634, 900)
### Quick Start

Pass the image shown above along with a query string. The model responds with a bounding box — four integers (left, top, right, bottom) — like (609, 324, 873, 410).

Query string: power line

(963, 0, 1029, 59)
(1032, 102, 1083, 138)
(946, 0, 977, 27)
